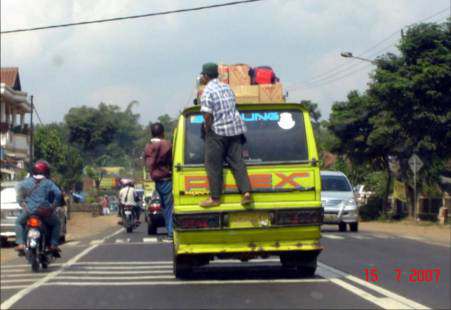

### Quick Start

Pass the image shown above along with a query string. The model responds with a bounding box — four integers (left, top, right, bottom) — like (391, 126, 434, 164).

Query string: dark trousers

(204, 131, 251, 199)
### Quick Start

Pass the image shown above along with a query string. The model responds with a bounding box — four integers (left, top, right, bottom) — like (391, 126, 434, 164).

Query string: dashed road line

(322, 234, 345, 240)
(61, 270, 172, 275)
(348, 234, 372, 240)
(318, 262, 430, 309)
(371, 234, 393, 239)
(89, 239, 104, 245)
(63, 241, 81, 246)
(1, 228, 123, 310)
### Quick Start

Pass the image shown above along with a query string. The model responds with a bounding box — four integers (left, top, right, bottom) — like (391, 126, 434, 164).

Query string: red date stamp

(363, 267, 441, 283)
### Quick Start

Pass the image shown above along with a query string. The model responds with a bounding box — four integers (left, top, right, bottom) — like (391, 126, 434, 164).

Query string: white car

(0, 185, 22, 246)
(354, 184, 374, 206)
(0, 184, 67, 246)
(320, 171, 359, 232)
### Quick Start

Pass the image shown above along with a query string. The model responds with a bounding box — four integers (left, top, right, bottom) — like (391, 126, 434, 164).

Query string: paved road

(1, 223, 449, 309)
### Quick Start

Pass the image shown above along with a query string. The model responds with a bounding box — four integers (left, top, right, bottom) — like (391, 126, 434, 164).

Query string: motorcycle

(122, 205, 139, 233)
(24, 215, 60, 272)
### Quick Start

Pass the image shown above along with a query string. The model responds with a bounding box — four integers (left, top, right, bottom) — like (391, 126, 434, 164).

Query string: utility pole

(29, 95, 34, 172)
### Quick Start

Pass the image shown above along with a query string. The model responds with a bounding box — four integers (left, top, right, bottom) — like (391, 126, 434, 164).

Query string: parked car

(321, 171, 359, 232)
(354, 184, 374, 206)
(144, 191, 164, 235)
(0, 184, 21, 246)
(0, 183, 67, 246)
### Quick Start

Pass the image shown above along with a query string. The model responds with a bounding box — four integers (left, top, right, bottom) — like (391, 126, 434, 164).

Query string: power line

(33, 105, 43, 125)
(286, 7, 450, 91)
(1, 0, 265, 35)
(288, 14, 450, 93)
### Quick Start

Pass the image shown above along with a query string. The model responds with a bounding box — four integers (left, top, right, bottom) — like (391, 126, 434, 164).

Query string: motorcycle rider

(118, 179, 141, 225)
(15, 160, 62, 255)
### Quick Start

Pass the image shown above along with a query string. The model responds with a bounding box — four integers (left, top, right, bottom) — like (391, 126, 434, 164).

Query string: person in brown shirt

(144, 123, 173, 239)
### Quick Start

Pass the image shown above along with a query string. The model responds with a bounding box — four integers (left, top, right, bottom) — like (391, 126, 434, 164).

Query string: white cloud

(1, 0, 449, 124)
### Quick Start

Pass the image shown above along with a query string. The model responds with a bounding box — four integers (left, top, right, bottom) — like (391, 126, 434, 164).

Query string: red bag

(250, 66, 279, 84)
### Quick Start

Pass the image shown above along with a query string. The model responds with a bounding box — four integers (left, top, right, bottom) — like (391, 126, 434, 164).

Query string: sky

(1, 0, 450, 125)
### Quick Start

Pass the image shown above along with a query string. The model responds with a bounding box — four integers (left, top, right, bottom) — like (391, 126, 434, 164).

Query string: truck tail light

(276, 208, 323, 226)
(174, 214, 220, 230)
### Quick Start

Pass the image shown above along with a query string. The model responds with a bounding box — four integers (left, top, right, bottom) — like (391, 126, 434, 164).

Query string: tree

(369, 20, 451, 212)
(64, 102, 145, 166)
(34, 124, 84, 190)
(328, 20, 451, 216)
(300, 100, 321, 134)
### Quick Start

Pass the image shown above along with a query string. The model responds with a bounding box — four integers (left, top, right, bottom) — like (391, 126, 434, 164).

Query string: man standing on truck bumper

(199, 62, 252, 207)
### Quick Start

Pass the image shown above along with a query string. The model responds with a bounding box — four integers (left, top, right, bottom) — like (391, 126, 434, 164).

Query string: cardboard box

(259, 83, 284, 103)
(218, 64, 229, 83)
(229, 64, 251, 86)
(232, 85, 259, 103)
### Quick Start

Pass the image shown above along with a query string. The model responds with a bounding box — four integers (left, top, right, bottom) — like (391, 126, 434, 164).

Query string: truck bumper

(174, 226, 322, 255)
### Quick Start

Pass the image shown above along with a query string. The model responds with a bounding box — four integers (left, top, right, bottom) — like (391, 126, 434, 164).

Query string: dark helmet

(32, 160, 50, 179)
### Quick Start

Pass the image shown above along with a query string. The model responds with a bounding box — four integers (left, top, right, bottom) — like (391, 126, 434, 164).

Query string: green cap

(201, 63, 218, 78)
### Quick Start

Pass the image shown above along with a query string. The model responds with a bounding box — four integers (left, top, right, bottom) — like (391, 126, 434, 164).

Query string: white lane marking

(143, 237, 158, 243)
(1, 274, 43, 279)
(79, 265, 172, 270)
(403, 236, 425, 242)
(322, 234, 345, 240)
(89, 239, 104, 245)
(328, 277, 410, 309)
(61, 270, 172, 275)
(318, 262, 430, 309)
(348, 234, 371, 240)
(97, 241, 165, 246)
(115, 239, 124, 243)
(1, 265, 30, 269)
(74, 261, 171, 265)
(63, 241, 80, 246)
(44, 279, 329, 286)
(1, 286, 29, 290)
(52, 275, 174, 280)
(1, 228, 123, 310)
(0, 269, 30, 273)
(1, 279, 41, 284)
(371, 234, 393, 239)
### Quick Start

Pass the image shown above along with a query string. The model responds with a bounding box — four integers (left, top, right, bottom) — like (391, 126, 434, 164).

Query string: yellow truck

(171, 103, 323, 278)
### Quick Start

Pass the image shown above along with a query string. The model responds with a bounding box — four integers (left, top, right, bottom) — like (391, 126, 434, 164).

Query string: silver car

(0, 184, 22, 246)
(320, 171, 359, 232)
(0, 183, 67, 246)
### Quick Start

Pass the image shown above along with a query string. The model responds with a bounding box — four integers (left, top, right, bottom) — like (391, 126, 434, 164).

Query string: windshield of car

(321, 175, 352, 192)
(184, 110, 308, 164)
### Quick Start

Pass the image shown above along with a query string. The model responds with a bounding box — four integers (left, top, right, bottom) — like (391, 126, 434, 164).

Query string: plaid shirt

(200, 79, 246, 136)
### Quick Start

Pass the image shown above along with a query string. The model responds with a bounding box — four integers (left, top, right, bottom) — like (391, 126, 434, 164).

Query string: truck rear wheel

(338, 222, 347, 232)
(173, 254, 193, 279)
(147, 221, 157, 235)
(280, 252, 318, 277)
(349, 222, 358, 232)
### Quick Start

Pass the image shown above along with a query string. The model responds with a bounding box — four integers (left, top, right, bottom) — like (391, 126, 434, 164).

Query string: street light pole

(340, 51, 375, 64)
(29, 95, 34, 173)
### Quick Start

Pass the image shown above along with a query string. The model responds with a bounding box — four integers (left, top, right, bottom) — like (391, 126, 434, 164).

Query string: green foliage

(328, 20, 451, 215)
(64, 102, 144, 166)
(34, 124, 83, 190)
(359, 196, 384, 221)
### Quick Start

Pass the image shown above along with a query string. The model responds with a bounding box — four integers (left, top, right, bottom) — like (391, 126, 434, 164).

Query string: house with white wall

(0, 67, 31, 180)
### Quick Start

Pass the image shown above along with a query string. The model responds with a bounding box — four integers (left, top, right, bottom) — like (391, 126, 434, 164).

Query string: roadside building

(0, 67, 31, 181)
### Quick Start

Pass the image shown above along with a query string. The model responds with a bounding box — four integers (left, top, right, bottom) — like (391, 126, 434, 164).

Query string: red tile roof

(0, 67, 21, 90)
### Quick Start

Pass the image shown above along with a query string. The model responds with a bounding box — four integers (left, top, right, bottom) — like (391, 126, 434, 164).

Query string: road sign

(408, 154, 423, 173)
